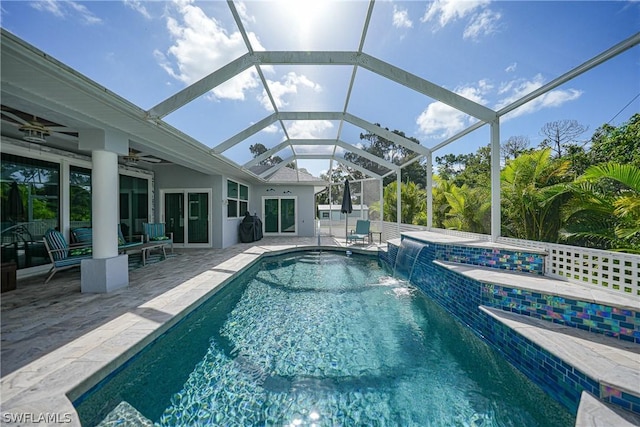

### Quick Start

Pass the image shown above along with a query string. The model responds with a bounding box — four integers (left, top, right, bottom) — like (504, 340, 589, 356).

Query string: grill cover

(239, 212, 263, 243)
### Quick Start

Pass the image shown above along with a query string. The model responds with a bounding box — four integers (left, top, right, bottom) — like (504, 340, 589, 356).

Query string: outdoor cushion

(71, 227, 92, 244)
(44, 229, 70, 260)
(69, 247, 92, 256)
(143, 223, 167, 239)
(150, 236, 170, 241)
(117, 225, 143, 250)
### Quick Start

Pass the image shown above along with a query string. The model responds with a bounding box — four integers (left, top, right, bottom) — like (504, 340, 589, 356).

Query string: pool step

(481, 306, 640, 426)
(96, 401, 153, 427)
(436, 260, 638, 343)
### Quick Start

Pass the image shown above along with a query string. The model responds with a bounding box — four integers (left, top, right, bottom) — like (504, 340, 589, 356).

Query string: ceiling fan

(1, 106, 77, 143)
(122, 149, 162, 166)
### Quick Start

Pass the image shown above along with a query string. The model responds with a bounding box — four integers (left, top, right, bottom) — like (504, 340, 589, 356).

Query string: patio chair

(42, 229, 92, 284)
(70, 227, 92, 245)
(143, 222, 173, 253)
(71, 225, 143, 253)
(347, 220, 371, 245)
(117, 225, 143, 252)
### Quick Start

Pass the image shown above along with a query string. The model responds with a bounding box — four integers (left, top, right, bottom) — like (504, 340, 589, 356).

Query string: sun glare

(276, 0, 332, 48)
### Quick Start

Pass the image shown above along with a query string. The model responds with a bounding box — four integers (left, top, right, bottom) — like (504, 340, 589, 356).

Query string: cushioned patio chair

(43, 229, 92, 284)
(117, 226, 143, 252)
(70, 227, 92, 245)
(347, 220, 370, 245)
(143, 222, 173, 253)
(71, 225, 143, 253)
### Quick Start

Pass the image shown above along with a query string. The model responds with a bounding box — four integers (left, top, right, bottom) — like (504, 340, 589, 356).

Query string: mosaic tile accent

(602, 385, 640, 414)
(481, 284, 640, 343)
(433, 242, 545, 275)
(381, 239, 640, 416)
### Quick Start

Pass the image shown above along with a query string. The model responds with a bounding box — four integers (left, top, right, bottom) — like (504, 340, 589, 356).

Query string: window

(1, 153, 60, 269)
(227, 180, 248, 218)
(119, 175, 149, 240)
(70, 166, 91, 228)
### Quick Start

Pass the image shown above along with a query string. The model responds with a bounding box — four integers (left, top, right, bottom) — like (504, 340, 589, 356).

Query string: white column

(92, 150, 119, 259)
(379, 178, 383, 238)
(396, 169, 401, 235)
(60, 159, 71, 239)
(78, 128, 129, 293)
(426, 151, 433, 229)
(491, 119, 501, 242)
(360, 181, 365, 219)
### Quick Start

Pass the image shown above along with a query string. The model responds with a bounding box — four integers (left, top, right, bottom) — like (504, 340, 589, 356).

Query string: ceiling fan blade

(1, 110, 28, 125)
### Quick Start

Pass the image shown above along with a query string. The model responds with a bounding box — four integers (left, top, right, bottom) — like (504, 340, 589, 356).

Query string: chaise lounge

(346, 220, 371, 245)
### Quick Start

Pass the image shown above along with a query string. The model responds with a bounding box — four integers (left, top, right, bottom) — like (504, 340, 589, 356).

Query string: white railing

(498, 236, 639, 296)
(372, 223, 639, 297)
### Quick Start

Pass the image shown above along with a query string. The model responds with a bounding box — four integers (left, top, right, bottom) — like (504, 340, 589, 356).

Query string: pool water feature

(75, 251, 575, 426)
(393, 238, 426, 280)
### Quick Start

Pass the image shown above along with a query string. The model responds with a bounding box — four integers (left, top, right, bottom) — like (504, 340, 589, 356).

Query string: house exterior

(0, 30, 324, 291)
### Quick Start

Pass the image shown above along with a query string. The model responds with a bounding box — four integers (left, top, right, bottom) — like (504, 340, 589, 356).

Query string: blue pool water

(76, 251, 574, 426)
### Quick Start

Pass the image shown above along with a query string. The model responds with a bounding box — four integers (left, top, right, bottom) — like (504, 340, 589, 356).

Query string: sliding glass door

(263, 197, 297, 235)
(161, 190, 210, 247)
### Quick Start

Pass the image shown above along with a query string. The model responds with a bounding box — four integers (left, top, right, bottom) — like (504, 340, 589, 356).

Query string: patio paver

(0, 236, 636, 426)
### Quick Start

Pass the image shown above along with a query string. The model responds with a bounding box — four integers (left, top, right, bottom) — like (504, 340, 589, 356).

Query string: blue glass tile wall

(381, 238, 640, 416)
(482, 314, 599, 414)
(433, 242, 545, 275)
(481, 283, 640, 343)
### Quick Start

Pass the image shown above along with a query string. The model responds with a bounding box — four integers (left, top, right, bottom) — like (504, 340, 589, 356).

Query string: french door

(161, 190, 210, 247)
(263, 196, 297, 235)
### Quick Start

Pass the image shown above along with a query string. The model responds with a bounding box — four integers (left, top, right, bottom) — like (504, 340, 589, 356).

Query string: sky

(1, 0, 639, 179)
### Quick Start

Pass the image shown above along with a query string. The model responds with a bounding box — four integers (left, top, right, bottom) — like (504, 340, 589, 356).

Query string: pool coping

(0, 245, 372, 426)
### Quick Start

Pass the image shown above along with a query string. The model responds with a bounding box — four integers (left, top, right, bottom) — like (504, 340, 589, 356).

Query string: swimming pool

(75, 250, 575, 426)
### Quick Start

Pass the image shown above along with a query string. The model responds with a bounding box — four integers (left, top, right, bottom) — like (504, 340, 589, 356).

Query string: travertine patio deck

(1, 235, 637, 426)
(0, 236, 378, 426)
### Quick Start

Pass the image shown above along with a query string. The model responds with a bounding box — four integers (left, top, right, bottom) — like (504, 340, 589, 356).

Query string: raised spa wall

(379, 235, 640, 416)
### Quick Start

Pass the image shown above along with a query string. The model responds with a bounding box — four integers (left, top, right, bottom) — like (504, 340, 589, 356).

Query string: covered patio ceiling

(0, 1, 639, 185)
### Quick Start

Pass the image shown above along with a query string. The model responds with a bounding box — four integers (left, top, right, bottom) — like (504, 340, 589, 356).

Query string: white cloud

(294, 144, 336, 155)
(286, 120, 334, 139)
(159, 0, 263, 101)
(416, 81, 489, 138)
(31, 0, 64, 17)
(505, 62, 517, 73)
(393, 5, 413, 29)
(234, 1, 256, 25)
(259, 72, 322, 110)
(495, 75, 583, 118)
(31, 0, 101, 24)
(421, 0, 489, 26)
(124, 0, 151, 20)
(416, 102, 470, 139)
(417, 75, 582, 137)
(262, 124, 280, 134)
(420, 0, 498, 41)
(463, 9, 501, 40)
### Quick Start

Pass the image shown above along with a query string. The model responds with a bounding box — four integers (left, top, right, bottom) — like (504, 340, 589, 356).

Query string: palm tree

(432, 175, 453, 229)
(561, 163, 640, 252)
(500, 148, 572, 242)
(382, 181, 427, 225)
(442, 184, 491, 233)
